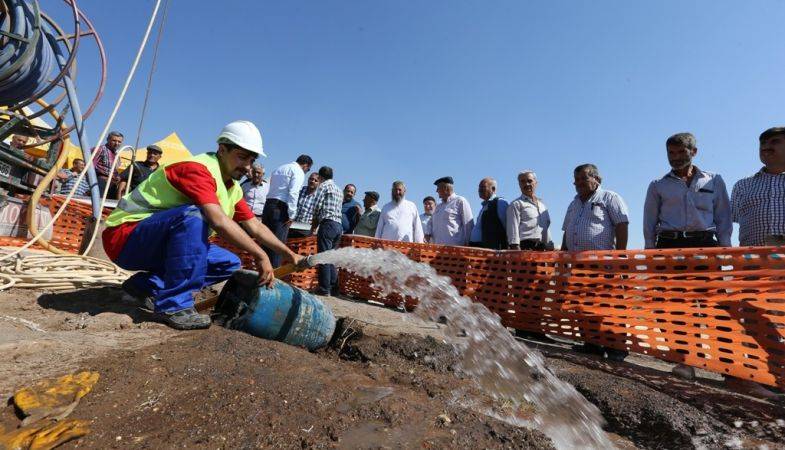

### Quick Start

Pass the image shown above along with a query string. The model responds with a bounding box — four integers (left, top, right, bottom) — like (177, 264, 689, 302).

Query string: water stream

(311, 247, 614, 449)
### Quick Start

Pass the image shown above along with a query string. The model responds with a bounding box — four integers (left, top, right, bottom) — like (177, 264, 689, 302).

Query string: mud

(56, 326, 553, 449)
(1, 289, 783, 449)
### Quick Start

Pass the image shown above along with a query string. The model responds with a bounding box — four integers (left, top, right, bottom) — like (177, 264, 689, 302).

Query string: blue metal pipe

(43, 22, 101, 221)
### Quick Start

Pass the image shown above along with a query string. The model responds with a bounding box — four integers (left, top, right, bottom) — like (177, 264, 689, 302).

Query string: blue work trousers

(114, 205, 241, 312)
(316, 219, 342, 293)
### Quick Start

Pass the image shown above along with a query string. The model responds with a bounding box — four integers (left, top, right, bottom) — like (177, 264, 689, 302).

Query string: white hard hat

(216, 120, 265, 156)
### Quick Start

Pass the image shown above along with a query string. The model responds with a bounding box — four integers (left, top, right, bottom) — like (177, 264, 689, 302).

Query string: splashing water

(312, 247, 614, 449)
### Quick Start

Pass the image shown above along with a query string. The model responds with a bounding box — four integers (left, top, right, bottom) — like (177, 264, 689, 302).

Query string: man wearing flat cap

(425, 176, 474, 246)
(354, 190, 382, 237)
(375, 181, 424, 243)
(116, 144, 163, 199)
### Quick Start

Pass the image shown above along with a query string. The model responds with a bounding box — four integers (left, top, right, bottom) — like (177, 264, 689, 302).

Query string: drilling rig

(0, 0, 105, 236)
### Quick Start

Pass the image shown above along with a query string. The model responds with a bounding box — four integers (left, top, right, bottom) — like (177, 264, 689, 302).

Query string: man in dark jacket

(469, 177, 509, 249)
(116, 145, 162, 199)
(341, 183, 362, 233)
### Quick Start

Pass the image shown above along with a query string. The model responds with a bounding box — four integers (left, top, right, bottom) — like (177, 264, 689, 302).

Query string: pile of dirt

(54, 326, 553, 449)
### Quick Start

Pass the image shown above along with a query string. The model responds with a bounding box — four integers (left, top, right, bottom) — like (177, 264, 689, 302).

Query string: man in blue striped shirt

(57, 159, 89, 196)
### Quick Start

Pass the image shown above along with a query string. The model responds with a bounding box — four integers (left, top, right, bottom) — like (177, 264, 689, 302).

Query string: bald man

(469, 177, 509, 249)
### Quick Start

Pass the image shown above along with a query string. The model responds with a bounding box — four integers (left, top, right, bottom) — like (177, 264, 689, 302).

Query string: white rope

(0, 253, 131, 291)
(0, 0, 163, 263)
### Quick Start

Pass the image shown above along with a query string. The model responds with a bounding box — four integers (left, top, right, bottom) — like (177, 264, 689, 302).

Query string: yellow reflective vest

(105, 152, 243, 228)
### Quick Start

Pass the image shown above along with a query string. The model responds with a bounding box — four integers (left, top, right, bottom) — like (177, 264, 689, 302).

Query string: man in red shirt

(103, 121, 302, 330)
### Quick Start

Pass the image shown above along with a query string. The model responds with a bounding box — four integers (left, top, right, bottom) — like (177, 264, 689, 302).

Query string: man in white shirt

(420, 196, 436, 242)
(425, 176, 473, 246)
(507, 171, 552, 250)
(262, 154, 313, 267)
(375, 181, 424, 243)
(241, 163, 269, 219)
(354, 191, 381, 237)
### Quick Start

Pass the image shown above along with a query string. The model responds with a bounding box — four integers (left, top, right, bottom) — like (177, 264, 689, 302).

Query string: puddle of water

(340, 421, 432, 449)
(313, 247, 614, 449)
(337, 386, 395, 413)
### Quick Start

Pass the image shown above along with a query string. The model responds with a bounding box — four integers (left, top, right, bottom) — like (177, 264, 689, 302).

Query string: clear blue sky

(56, 1, 785, 248)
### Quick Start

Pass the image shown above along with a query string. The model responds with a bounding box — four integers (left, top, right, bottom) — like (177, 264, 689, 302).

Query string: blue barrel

(215, 271, 336, 351)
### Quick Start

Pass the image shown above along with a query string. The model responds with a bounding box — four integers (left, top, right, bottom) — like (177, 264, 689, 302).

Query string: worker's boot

(159, 307, 211, 330)
(121, 280, 155, 313)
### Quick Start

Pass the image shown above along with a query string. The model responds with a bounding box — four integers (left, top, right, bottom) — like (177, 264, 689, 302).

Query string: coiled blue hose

(0, 0, 56, 106)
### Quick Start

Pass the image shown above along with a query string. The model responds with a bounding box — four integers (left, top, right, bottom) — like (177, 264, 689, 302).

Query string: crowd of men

(234, 128, 784, 318)
(4, 130, 165, 199)
(10, 124, 784, 316)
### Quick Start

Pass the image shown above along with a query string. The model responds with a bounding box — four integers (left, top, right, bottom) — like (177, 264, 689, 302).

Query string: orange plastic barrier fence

(0, 196, 110, 253)
(212, 236, 319, 290)
(337, 235, 785, 388)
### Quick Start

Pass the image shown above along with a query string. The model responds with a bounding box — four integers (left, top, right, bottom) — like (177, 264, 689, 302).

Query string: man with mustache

(562, 163, 629, 362)
(353, 191, 381, 237)
(427, 176, 474, 246)
(643, 132, 731, 250)
(732, 127, 785, 247)
(469, 177, 509, 250)
(103, 121, 302, 330)
(507, 170, 551, 251)
(289, 172, 322, 238)
(643, 132, 732, 379)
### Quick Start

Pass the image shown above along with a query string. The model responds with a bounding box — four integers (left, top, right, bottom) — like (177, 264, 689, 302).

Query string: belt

(657, 230, 715, 240)
(267, 198, 286, 206)
(521, 239, 553, 251)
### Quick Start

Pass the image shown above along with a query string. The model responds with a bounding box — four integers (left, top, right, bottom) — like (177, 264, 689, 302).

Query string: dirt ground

(0, 286, 783, 449)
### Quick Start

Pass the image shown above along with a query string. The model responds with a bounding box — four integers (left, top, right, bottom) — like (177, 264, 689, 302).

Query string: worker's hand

(285, 252, 304, 266)
(254, 254, 275, 288)
(284, 219, 293, 227)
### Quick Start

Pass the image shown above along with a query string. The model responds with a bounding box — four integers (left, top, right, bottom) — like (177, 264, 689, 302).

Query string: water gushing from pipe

(312, 247, 614, 449)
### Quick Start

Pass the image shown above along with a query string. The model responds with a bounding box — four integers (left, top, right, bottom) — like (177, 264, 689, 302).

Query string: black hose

(0, 0, 56, 105)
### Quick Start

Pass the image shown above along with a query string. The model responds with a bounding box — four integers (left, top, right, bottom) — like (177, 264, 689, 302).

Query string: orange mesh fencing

(334, 235, 785, 388)
(211, 236, 319, 290)
(0, 196, 110, 253)
(45, 196, 111, 252)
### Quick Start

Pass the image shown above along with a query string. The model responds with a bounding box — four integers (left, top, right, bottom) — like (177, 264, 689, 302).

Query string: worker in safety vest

(102, 121, 303, 330)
